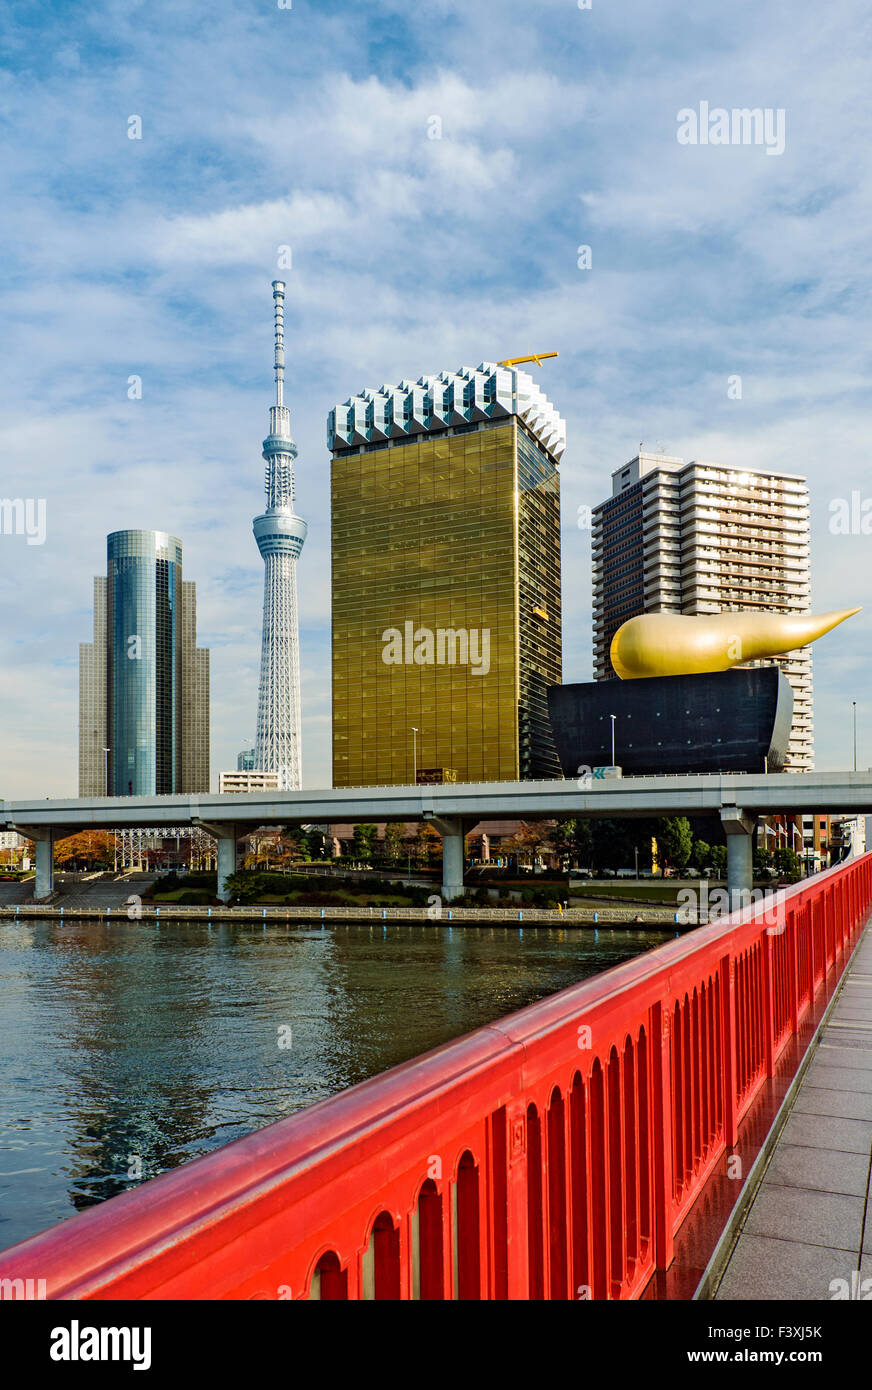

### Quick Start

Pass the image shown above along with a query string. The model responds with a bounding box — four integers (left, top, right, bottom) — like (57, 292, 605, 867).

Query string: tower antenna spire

(272, 279, 285, 409)
(253, 280, 307, 789)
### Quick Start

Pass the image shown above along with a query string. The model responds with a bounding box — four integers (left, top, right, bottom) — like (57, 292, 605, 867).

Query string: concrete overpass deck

(4, 770, 872, 902)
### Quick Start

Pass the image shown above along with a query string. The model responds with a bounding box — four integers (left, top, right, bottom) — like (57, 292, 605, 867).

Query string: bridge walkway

(714, 924, 872, 1300)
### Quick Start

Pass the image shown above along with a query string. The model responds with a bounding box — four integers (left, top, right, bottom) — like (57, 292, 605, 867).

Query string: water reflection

(0, 918, 672, 1247)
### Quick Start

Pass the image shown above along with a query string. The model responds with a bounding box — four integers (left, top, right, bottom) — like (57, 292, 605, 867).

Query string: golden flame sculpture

(610, 608, 861, 680)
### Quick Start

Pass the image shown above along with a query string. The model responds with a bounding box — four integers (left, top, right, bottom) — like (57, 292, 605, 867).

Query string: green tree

(710, 845, 727, 878)
(383, 822, 406, 865)
(352, 824, 378, 861)
(691, 838, 711, 873)
(773, 847, 802, 882)
(550, 818, 593, 870)
(572, 819, 594, 871)
(223, 871, 262, 903)
(300, 827, 329, 860)
(415, 824, 442, 865)
(656, 817, 693, 874)
(548, 818, 574, 868)
(590, 819, 637, 873)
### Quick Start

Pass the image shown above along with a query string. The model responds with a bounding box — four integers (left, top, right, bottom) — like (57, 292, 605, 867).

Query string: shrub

(222, 868, 437, 908)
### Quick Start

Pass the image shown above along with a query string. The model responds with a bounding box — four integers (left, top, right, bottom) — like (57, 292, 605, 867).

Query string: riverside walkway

(712, 924, 872, 1300)
(0, 900, 681, 926)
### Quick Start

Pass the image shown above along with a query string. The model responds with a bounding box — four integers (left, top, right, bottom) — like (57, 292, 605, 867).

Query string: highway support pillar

(28, 827, 57, 901)
(721, 807, 756, 913)
(216, 836, 238, 904)
(199, 822, 244, 904)
(427, 815, 465, 903)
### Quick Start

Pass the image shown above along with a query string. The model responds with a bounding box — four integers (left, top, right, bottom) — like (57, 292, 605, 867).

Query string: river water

(0, 917, 675, 1249)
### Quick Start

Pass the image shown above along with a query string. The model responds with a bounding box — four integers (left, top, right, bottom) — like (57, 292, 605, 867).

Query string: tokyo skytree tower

(252, 281, 307, 789)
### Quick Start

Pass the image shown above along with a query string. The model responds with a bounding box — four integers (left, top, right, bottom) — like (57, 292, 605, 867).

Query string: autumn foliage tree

(54, 831, 114, 870)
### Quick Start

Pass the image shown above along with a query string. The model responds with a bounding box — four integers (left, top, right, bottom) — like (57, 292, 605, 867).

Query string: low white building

(0, 830, 32, 868)
(835, 817, 867, 858)
(218, 770, 281, 794)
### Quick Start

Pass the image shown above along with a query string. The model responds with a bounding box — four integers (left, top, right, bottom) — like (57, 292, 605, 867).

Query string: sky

(1, 0, 870, 797)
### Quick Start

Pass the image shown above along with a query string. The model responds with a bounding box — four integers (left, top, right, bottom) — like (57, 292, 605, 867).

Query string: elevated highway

(4, 769, 871, 902)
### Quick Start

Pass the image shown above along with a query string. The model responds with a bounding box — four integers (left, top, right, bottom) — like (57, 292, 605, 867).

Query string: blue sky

(1, 0, 870, 795)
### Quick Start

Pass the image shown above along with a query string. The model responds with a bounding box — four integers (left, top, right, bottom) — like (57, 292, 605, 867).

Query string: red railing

(2, 854, 870, 1301)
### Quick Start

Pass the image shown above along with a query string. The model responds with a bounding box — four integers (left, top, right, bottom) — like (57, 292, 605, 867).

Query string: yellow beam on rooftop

(497, 353, 559, 369)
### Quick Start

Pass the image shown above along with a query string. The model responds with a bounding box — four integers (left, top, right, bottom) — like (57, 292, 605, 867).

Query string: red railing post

(824, 886, 833, 972)
(650, 1002, 675, 1271)
(806, 904, 816, 1005)
(814, 898, 824, 990)
(852, 870, 858, 928)
(504, 1104, 529, 1300)
(720, 955, 738, 1147)
(787, 908, 800, 1036)
(807, 901, 816, 997)
(762, 930, 775, 1076)
(607, 1049, 624, 1298)
(843, 880, 849, 947)
(543, 1089, 557, 1299)
(546, 1090, 569, 1300)
(442, 1178, 455, 1299)
(486, 1108, 509, 1300)
(852, 870, 858, 929)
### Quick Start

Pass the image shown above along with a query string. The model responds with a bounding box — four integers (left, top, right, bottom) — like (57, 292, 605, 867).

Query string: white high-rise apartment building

(592, 453, 813, 770)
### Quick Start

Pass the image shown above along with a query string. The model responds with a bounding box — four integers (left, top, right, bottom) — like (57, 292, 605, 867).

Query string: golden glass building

(328, 364, 566, 787)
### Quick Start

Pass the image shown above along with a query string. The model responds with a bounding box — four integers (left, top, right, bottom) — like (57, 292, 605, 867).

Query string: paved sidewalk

(0, 880, 33, 905)
(715, 927, 872, 1300)
(53, 872, 157, 906)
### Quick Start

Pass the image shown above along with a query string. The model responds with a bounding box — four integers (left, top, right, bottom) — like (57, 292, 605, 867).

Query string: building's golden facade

(331, 418, 562, 787)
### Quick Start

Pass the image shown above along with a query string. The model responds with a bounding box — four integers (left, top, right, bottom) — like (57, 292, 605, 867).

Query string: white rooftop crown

(327, 362, 565, 462)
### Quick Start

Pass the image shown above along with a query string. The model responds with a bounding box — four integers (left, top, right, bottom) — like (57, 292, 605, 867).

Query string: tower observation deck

(252, 281, 307, 789)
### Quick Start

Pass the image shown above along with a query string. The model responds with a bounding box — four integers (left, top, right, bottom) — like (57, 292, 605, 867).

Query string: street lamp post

(610, 714, 616, 767)
(853, 701, 857, 772)
(411, 727, 418, 785)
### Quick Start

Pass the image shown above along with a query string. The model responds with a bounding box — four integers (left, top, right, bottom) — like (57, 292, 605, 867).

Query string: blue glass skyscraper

(79, 530, 210, 795)
(108, 530, 180, 795)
